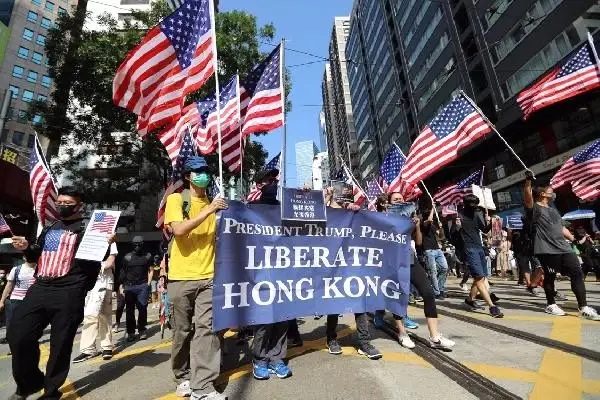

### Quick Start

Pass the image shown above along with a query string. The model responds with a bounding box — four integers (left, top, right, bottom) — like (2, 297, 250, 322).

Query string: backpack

(167, 189, 191, 256)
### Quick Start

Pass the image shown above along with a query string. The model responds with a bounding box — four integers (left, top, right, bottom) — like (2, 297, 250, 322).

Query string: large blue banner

(213, 201, 412, 330)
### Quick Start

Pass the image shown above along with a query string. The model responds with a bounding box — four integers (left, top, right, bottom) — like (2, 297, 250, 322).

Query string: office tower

(295, 140, 318, 189)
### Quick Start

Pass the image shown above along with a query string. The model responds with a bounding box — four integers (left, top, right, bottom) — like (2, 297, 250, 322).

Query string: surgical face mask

(57, 204, 78, 219)
(190, 172, 210, 188)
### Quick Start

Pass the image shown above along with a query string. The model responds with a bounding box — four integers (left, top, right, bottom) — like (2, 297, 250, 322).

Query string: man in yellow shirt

(164, 156, 228, 400)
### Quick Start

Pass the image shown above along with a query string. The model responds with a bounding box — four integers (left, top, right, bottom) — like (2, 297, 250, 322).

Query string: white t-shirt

(99, 243, 119, 285)
(8, 263, 36, 300)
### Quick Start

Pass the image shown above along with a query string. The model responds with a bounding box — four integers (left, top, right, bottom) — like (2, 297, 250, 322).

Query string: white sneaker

(580, 306, 600, 321)
(176, 380, 192, 397)
(430, 334, 455, 349)
(191, 391, 227, 400)
(399, 334, 416, 349)
(459, 283, 469, 293)
(545, 304, 566, 316)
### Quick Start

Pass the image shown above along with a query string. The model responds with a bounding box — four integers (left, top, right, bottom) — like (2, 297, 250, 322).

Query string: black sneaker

(287, 336, 303, 348)
(490, 306, 504, 318)
(102, 350, 113, 360)
(126, 334, 136, 342)
(358, 343, 382, 360)
(436, 293, 446, 300)
(327, 339, 343, 355)
(465, 299, 485, 311)
(73, 352, 97, 363)
(139, 331, 148, 340)
(490, 292, 500, 303)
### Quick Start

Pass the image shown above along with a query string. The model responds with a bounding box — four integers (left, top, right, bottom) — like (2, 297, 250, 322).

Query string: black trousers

(537, 253, 587, 308)
(252, 321, 288, 364)
(124, 284, 149, 335)
(115, 291, 125, 326)
(326, 313, 370, 346)
(8, 283, 86, 399)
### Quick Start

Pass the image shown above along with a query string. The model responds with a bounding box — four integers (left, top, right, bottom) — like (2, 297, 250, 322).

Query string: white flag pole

(279, 39, 286, 197)
(460, 90, 531, 176)
(235, 74, 244, 198)
(337, 155, 368, 199)
(208, 0, 224, 197)
(588, 31, 600, 66)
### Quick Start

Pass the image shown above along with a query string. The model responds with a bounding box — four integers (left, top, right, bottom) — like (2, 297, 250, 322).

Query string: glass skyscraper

(295, 140, 319, 189)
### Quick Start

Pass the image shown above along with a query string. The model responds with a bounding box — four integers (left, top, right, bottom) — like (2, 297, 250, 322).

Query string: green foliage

(34, 2, 287, 204)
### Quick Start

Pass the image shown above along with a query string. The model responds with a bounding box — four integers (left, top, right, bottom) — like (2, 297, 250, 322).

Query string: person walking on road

(421, 207, 449, 299)
(523, 172, 600, 320)
(73, 243, 119, 362)
(450, 194, 504, 318)
(165, 156, 228, 400)
(150, 255, 161, 309)
(120, 236, 152, 342)
(9, 186, 115, 400)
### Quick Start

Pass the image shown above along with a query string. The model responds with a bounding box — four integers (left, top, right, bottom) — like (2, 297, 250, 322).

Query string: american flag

(29, 135, 59, 226)
(365, 179, 383, 211)
(247, 152, 280, 203)
(157, 103, 199, 166)
(401, 93, 491, 186)
(434, 169, 483, 206)
(0, 213, 11, 234)
(518, 35, 600, 120)
(342, 166, 367, 206)
(113, 0, 216, 137)
(551, 139, 600, 201)
(380, 146, 422, 200)
(10, 269, 35, 299)
(156, 128, 196, 227)
(208, 176, 221, 199)
(90, 212, 118, 234)
(241, 45, 284, 136)
(37, 229, 79, 278)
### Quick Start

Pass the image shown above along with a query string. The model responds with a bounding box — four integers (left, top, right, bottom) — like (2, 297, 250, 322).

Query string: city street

(0, 277, 598, 400)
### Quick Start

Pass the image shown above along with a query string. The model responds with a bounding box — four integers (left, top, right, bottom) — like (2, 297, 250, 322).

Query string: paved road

(0, 277, 599, 400)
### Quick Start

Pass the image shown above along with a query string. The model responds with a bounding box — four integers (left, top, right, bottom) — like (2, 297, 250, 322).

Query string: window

(41, 17, 52, 29)
(58, 6, 66, 14)
(23, 28, 34, 41)
(27, 70, 38, 83)
(32, 0, 41, 5)
(36, 34, 46, 45)
(27, 10, 38, 22)
(12, 65, 24, 78)
(120, 0, 149, 4)
(17, 46, 29, 59)
(12, 131, 24, 146)
(22, 90, 34, 102)
(45, 1, 54, 11)
(32, 52, 43, 64)
(38, 94, 47, 102)
(8, 85, 19, 98)
(32, 114, 43, 125)
(27, 134, 35, 148)
(41, 76, 52, 88)
(18, 110, 28, 122)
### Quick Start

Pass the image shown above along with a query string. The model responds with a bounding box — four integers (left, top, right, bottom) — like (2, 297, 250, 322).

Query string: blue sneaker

(373, 313, 385, 329)
(268, 360, 292, 379)
(252, 361, 270, 380)
(403, 317, 419, 330)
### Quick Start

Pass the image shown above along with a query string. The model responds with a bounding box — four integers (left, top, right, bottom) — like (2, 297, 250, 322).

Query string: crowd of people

(0, 157, 598, 400)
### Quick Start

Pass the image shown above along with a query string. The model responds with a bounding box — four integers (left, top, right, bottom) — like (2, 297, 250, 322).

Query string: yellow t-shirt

(164, 193, 216, 280)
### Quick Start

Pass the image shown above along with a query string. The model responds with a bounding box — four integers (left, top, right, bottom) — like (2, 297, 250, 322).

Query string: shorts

(150, 280, 158, 293)
(464, 247, 487, 278)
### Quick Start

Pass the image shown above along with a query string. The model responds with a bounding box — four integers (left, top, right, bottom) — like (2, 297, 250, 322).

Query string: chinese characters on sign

(281, 188, 327, 224)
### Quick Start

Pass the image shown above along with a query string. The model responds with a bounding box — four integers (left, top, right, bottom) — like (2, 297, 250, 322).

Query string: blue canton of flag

(457, 170, 483, 189)
(366, 179, 383, 200)
(574, 140, 600, 164)
(265, 153, 281, 171)
(159, 0, 211, 69)
(380, 147, 404, 186)
(429, 97, 478, 140)
(172, 129, 197, 182)
(557, 42, 596, 79)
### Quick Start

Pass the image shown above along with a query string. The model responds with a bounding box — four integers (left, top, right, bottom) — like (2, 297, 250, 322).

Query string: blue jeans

(424, 249, 449, 296)
(124, 283, 149, 335)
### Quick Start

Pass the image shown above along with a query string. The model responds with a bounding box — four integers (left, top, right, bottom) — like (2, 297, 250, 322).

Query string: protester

(9, 186, 114, 400)
(150, 255, 162, 309)
(450, 194, 504, 318)
(323, 186, 383, 360)
(574, 226, 600, 281)
(248, 168, 294, 380)
(376, 192, 455, 350)
(0, 268, 7, 344)
(119, 236, 152, 342)
(523, 172, 599, 320)
(73, 243, 119, 362)
(421, 208, 449, 300)
(0, 247, 39, 341)
(165, 156, 228, 400)
(496, 231, 511, 279)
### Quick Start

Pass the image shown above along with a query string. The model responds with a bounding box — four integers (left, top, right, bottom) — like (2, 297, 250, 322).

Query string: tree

(34, 1, 285, 206)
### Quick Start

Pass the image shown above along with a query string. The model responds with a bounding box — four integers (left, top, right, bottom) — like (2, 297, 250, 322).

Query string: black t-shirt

(120, 252, 151, 286)
(526, 204, 571, 255)
(452, 211, 488, 249)
(421, 221, 440, 250)
(35, 219, 102, 290)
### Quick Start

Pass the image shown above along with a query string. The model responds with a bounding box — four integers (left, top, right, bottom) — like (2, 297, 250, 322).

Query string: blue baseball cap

(183, 156, 208, 173)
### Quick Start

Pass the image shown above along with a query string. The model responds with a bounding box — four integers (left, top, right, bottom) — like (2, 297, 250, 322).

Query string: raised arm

(413, 216, 423, 246)
(169, 197, 227, 237)
(524, 170, 535, 208)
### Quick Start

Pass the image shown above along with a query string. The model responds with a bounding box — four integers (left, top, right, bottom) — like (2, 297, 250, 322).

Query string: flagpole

(235, 74, 244, 199)
(280, 39, 287, 195)
(460, 90, 531, 176)
(393, 142, 441, 222)
(338, 155, 368, 198)
(480, 166, 485, 186)
(209, 0, 224, 197)
(588, 31, 600, 66)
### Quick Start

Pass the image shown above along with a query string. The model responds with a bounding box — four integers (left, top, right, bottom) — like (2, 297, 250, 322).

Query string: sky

(220, 0, 353, 186)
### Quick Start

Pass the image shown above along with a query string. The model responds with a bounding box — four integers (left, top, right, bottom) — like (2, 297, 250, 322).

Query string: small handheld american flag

(551, 139, 600, 201)
(434, 169, 483, 206)
(380, 146, 422, 200)
(90, 212, 118, 235)
(29, 135, 59, 226)
(0, 213, 11, 235)
(365, 179, 383, 211)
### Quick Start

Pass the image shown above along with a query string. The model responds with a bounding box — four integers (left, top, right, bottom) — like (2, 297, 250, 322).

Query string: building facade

(295, 140, 318, 189)
(346, 0, 600, 211)
(86, 0, 153, 31)
(312, 151, 330, 190)
(321, 16, 358, 179)
(318, 110, 327, 154)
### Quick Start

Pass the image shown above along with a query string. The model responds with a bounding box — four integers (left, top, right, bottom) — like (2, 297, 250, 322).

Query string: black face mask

(57, 205, 77, 219)
(134, 245, 144, 255)
(261, 182, 278, 199)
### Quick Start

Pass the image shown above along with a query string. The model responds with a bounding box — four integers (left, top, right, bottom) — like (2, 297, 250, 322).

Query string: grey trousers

(170, 279, 221, 395)
(252, 321, 288, 364)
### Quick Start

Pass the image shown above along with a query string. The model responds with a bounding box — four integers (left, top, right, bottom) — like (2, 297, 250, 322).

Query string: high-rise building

(86, 0, 153, 31)
(321, 16, 357, 179)
(312, 152, 330, 190)
(318, 110, 327, 153)
(347, 0, 600, 211)
(295, 140, 318, 189)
